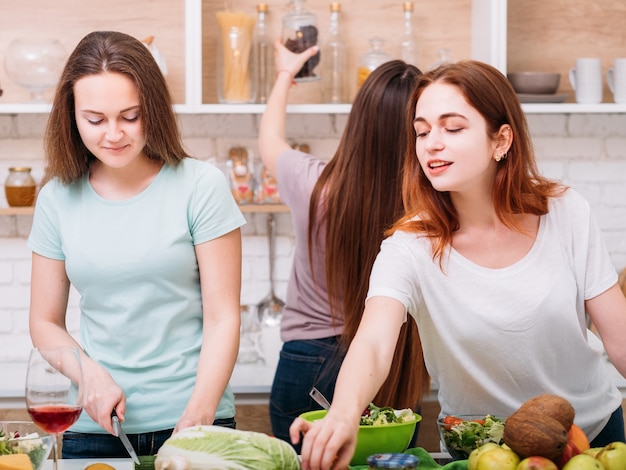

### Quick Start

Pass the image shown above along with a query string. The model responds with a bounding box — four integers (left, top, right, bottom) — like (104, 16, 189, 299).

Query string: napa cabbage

(155, 426, 300, 470)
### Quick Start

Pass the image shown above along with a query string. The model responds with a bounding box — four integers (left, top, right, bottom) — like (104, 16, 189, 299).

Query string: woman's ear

(496, 124, 513, 156)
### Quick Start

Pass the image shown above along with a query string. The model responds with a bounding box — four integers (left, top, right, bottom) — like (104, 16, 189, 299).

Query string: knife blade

(111, 410, 140, 465)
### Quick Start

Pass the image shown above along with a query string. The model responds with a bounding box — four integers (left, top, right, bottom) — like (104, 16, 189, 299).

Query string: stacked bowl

(507, 72, 566, 103)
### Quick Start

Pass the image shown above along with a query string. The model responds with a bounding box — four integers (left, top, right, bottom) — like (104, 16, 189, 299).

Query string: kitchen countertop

(2, 353, 625, 409)
(42, 459, 133, 470)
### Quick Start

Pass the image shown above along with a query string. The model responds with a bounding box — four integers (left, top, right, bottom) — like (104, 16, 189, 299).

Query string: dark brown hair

(43, 31, 189, 185)
(309, 60, 430, 409)
(392, 60, 565, 263)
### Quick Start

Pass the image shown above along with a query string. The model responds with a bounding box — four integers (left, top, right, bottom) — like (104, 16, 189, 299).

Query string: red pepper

(442, 416, 464, 429)
(442, 415, 485, 429)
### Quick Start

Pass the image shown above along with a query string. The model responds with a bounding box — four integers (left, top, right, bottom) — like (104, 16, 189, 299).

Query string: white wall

(2, 111, 626, 404)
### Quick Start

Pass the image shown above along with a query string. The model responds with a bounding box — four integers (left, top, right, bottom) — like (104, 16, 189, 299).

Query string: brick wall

(2, 111, 626, 400)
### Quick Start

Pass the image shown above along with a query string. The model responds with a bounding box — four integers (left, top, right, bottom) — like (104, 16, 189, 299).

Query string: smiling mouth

(429, 161, 452, 169)
(104, 145, 128, 151)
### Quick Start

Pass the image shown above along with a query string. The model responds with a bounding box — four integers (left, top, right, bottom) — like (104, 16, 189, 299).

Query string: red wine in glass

(26, 347, 83, 470)
(28, 404, 82, 434)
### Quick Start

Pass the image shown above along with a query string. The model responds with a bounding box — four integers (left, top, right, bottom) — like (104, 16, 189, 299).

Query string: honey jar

(5, 166, 37, 207)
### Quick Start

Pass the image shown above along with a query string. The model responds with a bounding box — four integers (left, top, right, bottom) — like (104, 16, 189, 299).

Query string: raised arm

(258, 40, 318, 177)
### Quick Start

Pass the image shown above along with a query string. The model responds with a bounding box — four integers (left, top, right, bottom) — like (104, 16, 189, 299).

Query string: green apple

(475, 446, 520, 470)
(516, 455, 558, 470)
(562, 454, 605, 469)
(584, 448, 605, 459)
(596, 442, 626, 470)
(468, 443, 502, 470)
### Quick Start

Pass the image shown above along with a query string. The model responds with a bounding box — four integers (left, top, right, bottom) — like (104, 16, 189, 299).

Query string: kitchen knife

(111, 409, 141, 465)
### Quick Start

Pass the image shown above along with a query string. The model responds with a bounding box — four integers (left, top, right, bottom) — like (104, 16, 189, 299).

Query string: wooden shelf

(0, 204, 289, 216)
(0, 207, 34, 216)
(239, 204, 289, 213)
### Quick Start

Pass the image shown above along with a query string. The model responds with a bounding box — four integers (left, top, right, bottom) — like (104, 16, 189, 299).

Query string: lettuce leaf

(155, 426, 300, 470)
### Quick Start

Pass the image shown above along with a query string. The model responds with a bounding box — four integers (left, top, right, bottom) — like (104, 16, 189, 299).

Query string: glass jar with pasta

(357, 37, 392, 89)
(216, 9, 257, 103)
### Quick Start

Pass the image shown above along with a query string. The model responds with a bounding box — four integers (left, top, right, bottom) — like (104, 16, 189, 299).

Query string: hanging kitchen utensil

(257, 213, 285, 326)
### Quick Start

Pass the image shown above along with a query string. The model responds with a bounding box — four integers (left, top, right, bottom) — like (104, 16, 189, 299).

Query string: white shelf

(2, 1, 624, 116)
(3, 102, 625, 116)
(521, 102, 626, 114)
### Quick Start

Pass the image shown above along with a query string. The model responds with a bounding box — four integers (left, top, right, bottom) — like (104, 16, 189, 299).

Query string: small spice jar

(367, 453, 418, 469)
(5, 166, 37, 207)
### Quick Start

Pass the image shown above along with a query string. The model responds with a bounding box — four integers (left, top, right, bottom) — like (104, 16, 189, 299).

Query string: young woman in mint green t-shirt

(28, 31, 246, 459)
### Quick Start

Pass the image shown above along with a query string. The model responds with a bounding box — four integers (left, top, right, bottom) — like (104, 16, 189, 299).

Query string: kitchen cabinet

(1, 0, 625, 115)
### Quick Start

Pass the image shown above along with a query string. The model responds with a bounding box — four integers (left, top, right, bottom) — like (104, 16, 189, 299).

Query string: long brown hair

(392, 60, 565, 263)
(43, 31, 189, 185)
(309, 60, 430, 409)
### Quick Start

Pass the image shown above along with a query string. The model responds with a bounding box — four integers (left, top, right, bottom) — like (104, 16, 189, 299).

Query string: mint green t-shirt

(28, 158, 246, 433)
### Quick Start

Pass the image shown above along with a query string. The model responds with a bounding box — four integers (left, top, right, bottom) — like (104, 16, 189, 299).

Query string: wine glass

(4, 38, 67, 102)
(25, 347, 83, 470)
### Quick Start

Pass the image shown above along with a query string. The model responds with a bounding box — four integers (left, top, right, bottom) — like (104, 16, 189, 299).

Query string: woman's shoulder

(276, 149, 325, 179)
(168, 157, 227, 181)
(548, 187, 590, 216)
(37, 175, 84, 200)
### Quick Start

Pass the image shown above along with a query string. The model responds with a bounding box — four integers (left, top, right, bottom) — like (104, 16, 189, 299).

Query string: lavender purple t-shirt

(275, 149, 344, 342)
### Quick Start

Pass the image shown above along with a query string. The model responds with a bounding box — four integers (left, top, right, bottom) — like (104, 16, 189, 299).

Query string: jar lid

(366, 453, 419, 468)
(8, 166, 32, 172)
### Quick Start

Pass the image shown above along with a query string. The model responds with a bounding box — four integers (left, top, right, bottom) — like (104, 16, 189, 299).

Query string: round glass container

(357, 37, 392, 89)
(282, 0, 320, 82)
(5, 166, 37, 207)
(4, 37, 66, 102)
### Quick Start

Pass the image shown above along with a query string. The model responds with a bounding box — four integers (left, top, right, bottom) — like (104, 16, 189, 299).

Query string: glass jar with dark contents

(5, 166, 37, 207)
(282, 0, 320, 82)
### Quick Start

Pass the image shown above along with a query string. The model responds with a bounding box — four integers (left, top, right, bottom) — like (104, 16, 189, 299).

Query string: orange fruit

(568, 423, 590, 452)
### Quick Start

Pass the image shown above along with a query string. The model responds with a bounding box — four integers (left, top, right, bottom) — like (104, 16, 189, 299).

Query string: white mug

(569, 58, 603, 104)
(607, 58, 626, 104)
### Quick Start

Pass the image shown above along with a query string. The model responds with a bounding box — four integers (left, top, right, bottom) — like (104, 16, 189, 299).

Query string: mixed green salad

(0, 429, 50, 469)
(440, 414, 505, 459)
(359, 403, 417, 426)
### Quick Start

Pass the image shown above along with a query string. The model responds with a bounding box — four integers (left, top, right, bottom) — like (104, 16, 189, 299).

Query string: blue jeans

(61, 418, 236, 459)
(589, 406, 625, 447)
(270, 337, 345, 454)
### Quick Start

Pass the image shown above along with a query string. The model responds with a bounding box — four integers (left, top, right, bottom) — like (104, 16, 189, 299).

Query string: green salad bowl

(299, 409, 421, 466)
(436, 414, 506, 461)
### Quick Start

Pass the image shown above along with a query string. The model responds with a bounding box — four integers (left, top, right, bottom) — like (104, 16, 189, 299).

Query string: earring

(495, 152, 507, 162)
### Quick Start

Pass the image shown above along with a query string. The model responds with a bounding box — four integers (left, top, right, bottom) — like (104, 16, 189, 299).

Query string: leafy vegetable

(359, 403, 418, 426)
(0, 429, 51, 470)
(155, 426, 300, 470)
(440, 414, 505, 458)
(135, 455, 156, 470)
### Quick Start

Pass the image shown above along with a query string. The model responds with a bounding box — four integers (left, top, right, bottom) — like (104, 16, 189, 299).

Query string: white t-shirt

(28, 158, 246, 433)
(367, 188, 621, 440)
